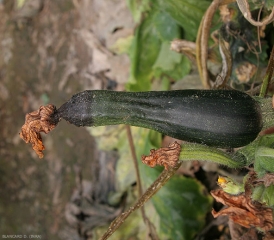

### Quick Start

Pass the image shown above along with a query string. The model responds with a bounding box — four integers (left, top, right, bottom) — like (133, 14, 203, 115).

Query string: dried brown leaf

(229, 219, 259, 240)
(141, 141, 181, 170)
(20, 104, 58, 158)
(211, 172, 273, 231)
(253, 173, 274, 187)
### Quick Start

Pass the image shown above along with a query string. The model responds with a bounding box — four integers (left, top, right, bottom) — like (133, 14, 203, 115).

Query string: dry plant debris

(20, 104, 58, 158)
(141, 141, 181, 170)
(211, 172, 274, 232)
(253, 173, 274, 187)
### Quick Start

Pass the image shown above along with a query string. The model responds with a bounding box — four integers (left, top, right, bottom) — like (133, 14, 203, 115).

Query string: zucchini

(56, 90, 262, 148)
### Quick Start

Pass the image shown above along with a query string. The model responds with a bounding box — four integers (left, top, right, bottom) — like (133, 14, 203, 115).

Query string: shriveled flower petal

(20, 104, 58, 158)
(141, 141, 181, 170)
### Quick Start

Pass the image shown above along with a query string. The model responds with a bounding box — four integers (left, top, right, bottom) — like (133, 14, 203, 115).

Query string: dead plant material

(20, 104, 58, 158)
(236, 0, 274, 27)
(253, 173, 274, 188)
(211, 172, 274, 231)
(235, 62, 257, 83)
(141, 141, 181, 170)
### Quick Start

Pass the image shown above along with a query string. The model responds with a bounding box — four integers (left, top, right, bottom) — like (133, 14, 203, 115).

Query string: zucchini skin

(57, 90, 262, 148)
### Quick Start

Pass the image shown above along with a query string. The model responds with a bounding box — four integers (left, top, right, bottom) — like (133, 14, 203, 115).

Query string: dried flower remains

(20, 104, 58, 158)
(141, 141, 181, 170)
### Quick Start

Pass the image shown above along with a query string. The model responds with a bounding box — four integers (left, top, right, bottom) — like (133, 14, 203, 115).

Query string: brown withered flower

(20, 104, 58, 158)
(141, 141, 181, 170)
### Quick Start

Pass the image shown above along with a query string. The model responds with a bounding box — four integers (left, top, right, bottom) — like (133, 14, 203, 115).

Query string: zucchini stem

(179, 143, 246, 168)
(142, 142, 246, 169)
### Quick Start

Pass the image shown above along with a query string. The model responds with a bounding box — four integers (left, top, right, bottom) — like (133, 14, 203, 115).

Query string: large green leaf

(151, 173, 212, 240)
(163, 55, 191, 81)
(127, 9, 162, 91)
(254, 134, 274, 176)
(239, 134, 274, 177)
(255, 146, 274, 177)
(252, 184, 274, 207)
(153, 42, 182, 72)
(127, 7, 191, 91)
(237, 139, 259, 166)
(154, 0, 210, 40)
(152, 9, 181, 41)
(156, 179, 212, 239)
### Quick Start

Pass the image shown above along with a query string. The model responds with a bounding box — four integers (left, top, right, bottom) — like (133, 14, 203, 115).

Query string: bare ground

(0, 0, 133, 239)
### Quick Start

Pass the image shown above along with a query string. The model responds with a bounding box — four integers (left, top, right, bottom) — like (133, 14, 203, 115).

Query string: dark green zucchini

(56, 90, 262, 148)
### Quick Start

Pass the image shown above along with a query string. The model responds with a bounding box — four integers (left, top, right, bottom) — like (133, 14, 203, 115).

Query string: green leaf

(165, 56, 192, 81)
(247, 134, 274, 176)
(252, 184, 274, 207)
(237, 139, 259, 166)
(257, 134, 274, 148)
(152, 9, 182, 41)
(255, 146, 274, 176)
(126, 9, 162, 91)
(263, 184, 274, 207)
(155, 0, 210, 40)
(127, 7, 191, 91)
(152, 41, 182, 72)
(152, 176, 212, 240)
(252, 184, 265, 202)
(238, 134, 274, 168)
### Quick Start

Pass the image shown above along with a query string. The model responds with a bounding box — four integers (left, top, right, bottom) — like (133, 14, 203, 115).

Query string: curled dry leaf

(211, 172, 274, 232)
(141, 141, 181, 170)
(20, 104, 58, 158)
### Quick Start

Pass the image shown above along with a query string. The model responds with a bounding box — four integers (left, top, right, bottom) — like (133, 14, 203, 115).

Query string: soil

(0, 1, 122, 239)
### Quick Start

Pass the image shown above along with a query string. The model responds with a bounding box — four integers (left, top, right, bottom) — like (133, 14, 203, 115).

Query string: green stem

(179, 143, 246, 168)
(259, 46, 274, 97)
(255, 97, 274, 130)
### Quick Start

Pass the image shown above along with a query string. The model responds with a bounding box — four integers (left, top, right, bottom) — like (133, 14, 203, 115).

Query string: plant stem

(255, 97, 274, 130)
(179, 143, 246, 168)
(126, 125, 160, 240)
(99, 161, 182, 240)
(196, 0, 221, 89)
(126, 125, 143, 200)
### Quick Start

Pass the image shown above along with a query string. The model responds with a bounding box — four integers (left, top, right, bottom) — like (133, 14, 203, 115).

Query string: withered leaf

(211, 188, 273, 231)
(20, 104, 58, 158)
